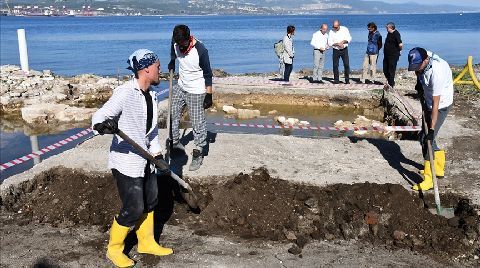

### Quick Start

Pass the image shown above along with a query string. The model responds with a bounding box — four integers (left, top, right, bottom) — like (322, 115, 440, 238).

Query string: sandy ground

(1, 71, 479, 267)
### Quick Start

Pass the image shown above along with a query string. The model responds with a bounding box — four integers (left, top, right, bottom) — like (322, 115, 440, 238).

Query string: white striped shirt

(92, 79, 161, 178)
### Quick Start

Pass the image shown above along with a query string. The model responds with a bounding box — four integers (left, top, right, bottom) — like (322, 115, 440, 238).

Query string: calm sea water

(1, 14, 479, 76)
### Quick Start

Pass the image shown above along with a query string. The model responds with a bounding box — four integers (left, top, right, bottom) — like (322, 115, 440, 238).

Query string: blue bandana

(127, 49, 159, 72)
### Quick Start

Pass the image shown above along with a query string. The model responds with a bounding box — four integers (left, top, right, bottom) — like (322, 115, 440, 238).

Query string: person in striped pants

(168, 24, 214, 171)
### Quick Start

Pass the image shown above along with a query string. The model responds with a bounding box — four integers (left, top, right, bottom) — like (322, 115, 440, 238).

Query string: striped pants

(171, 84, 207, 149)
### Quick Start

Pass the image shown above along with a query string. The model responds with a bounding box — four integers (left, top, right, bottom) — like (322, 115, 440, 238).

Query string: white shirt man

(328, 25, 352, 50)
(328, 20, 352, 84)
(310, 24, 329, 83)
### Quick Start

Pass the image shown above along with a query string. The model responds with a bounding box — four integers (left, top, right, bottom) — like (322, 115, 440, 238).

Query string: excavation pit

(2, 167, 479, 265)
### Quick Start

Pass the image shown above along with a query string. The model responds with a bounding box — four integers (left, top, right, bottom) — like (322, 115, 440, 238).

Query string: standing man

(361, 22, 382, 84)
(328, 20, 352, 84)
(168, 24, 213, 171)
(383, 22, 403, 88)
(92, 49, 173, 267)
(407, 47, 453, 191)
(282, 25, 295, 82)
(310, 23, 329, 83)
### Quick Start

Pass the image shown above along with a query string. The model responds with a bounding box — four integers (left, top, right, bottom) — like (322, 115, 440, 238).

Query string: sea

(0, 14, 479, 181)
(1, 14, 479, 76)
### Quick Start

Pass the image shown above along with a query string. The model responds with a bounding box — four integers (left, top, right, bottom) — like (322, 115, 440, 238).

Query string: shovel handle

(116, 130, 191, 191)
(421, 112, 442, 213)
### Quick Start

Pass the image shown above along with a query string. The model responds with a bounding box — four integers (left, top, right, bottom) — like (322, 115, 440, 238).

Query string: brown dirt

(2, 167, 479, 265)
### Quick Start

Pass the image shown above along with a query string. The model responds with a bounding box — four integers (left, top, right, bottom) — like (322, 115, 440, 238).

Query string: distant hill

(4, 0, 478, 14)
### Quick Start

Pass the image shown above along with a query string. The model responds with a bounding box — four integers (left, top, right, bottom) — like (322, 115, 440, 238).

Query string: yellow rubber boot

(136, 212, 173, 256)
(434, 150, 445, 178)
(106, 218, 135, 268)
(412, 160, 433, 191)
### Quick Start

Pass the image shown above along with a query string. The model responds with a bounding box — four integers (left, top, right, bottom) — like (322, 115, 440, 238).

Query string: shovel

(165, 69, 174, 163)
(117, 129, 199, 210)
(421, 113, 454, 218)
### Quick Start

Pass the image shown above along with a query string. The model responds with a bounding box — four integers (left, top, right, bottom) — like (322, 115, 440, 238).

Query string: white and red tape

(0, 121, 421, 172)
(0, 128, 93, 171)
(212, 122, 421, 132)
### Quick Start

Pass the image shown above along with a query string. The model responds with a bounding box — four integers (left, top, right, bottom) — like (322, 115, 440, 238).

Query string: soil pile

(1, 167, 479, 262)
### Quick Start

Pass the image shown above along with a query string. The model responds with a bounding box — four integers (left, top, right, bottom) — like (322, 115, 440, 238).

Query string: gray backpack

(274, 40, 284, 58)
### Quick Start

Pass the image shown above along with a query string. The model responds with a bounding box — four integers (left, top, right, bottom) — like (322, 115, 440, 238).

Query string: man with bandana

(92, 49, 173, 267)
(168, 24, 213, 171)
(407, 47, 454, 191)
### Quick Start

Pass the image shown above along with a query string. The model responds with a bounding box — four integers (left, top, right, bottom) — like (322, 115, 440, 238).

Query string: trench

(0, 90, 415, 182)
(1, 167, 479, 264)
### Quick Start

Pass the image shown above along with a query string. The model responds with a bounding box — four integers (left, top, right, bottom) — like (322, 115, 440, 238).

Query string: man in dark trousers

(328, 19, 352, 84)
(92, 49, 173, 267)
(168, 24, 213, 171)
(383, 22, 403, 88)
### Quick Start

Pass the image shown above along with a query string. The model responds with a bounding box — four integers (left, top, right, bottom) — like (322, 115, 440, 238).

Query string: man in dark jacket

(383, 22, 403, 88)
(362, 22, 382, 84)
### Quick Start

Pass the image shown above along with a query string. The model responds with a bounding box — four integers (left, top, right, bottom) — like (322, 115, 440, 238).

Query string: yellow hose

(454, 56, 480, 90)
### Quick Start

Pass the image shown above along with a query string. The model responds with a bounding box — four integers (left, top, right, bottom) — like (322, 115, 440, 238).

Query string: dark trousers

(112, 163, 158, 227)
(383, 55, 399, 87)
(284, 63, 293, 82)
(420, 106, 451, 160)
(332, 47, 350, 83)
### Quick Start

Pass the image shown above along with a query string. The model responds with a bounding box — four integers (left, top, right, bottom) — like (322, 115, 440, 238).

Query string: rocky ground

(1, 66, 479, 267)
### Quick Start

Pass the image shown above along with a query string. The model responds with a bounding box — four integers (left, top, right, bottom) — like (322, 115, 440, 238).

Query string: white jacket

(282, 34, 294, 64)
(92, 79, 161, 178)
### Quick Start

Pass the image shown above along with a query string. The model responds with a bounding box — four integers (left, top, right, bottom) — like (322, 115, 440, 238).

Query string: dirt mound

(1, 167, 479, 263)
(1, 167, 120, 229)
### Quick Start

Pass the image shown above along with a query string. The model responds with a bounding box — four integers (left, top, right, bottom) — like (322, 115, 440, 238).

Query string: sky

(371, 0, 480, 8)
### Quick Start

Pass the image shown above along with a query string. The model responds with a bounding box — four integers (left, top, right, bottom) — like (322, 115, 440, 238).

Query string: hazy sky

(370, 0, 480, 8)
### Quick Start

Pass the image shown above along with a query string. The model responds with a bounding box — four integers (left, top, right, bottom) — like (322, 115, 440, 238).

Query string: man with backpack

(274, 39, 285, 77)
(282, 25, 296, 82)
(361, 22, 382, 84)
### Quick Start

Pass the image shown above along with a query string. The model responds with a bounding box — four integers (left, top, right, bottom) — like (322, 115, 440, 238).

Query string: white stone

(28, 70, 43, 77)
(237, 109, 260, 119)
(286, 117, 299, 126)
(21, 103, 96, 124)
(10, 92, 21, 98)
(1, 95, 11, 105)
(276, 116, 286, 124)
(54, 93, 68, 101)
(299, 120, 310, 126)
(222, 105, 238, 114)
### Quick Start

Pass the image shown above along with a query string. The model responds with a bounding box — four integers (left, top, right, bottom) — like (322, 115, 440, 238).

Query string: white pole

(17, 29, 29, 73)
(30, 135, 41, 165)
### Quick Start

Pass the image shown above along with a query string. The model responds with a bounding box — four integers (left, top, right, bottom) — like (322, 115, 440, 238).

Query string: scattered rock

(365, 211, 379, 225)
(237, 109, 260, 119)
(222, 105, 237, 114)
(393, 230, 406, 241)
(288, 244, 302, 255)
(213, 69, 228, 77)
(285, 231, 297, 241)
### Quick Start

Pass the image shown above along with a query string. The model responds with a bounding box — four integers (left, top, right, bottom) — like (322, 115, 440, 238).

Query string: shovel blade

(180, 190, 200, 212)
(428, 207, 455, 219)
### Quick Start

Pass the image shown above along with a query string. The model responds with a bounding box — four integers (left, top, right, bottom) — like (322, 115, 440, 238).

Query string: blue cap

(127, 49, 158, 72)
(408, 47, 428, 71)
